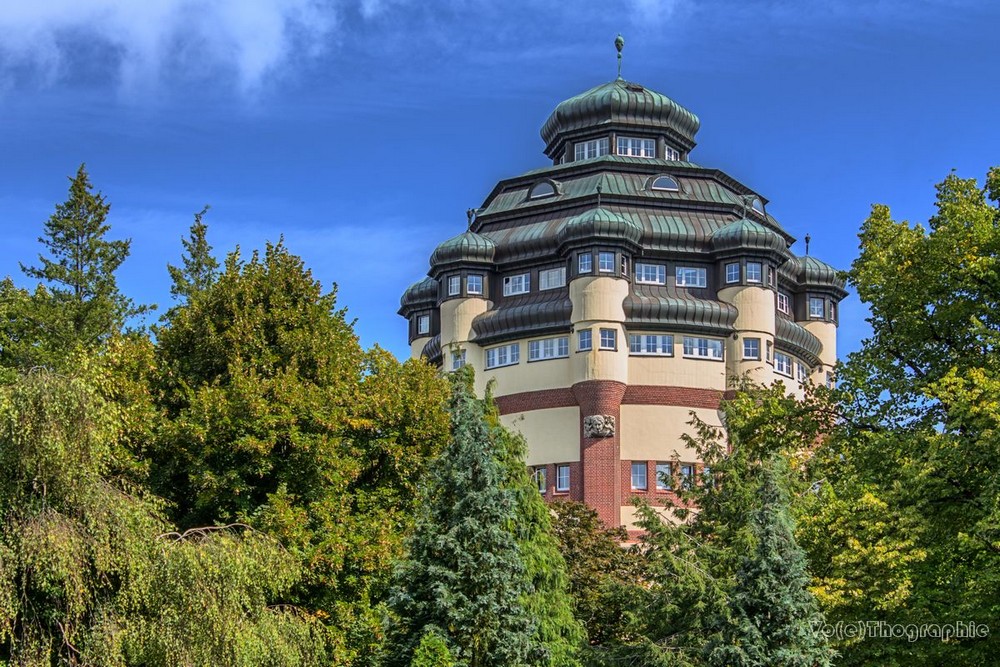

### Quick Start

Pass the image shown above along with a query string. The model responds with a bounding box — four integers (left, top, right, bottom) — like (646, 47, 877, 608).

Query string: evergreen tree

(386, 369, 535, 667)
(16, 164, 143, 367)
(708, 460, 832, 667)
(167, 205, 218, 305)
(410, 628, 457, 667)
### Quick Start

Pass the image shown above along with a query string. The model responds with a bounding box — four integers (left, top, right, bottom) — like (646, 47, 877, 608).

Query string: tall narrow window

(416, 314, 430, 335)
(656, 462, 672, 490)
(451, 350, 466, 371)
(578, 252, 593, 274)
(681, 464, 695, 489)
(777, 292, 790, 314)
(746, 262, 762, 283)
(725, 262, 740, 284)
(448, 275, 461, 296)
(467, 274, 483, 295)
(743, 337, 760, 360)
(533, 466, 547, 494)
(775, 351, 793, 376)
(809, 297, 825, 318)
(556, 465, 570, 492)
(631, 462, 647, 491)
(578, 329, 592, 351)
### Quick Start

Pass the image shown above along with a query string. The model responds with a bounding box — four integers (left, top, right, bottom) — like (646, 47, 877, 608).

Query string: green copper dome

(430, 230, 496, 268)
(557, 207, 643, 249)
(711, 218, 789, 256)
(540, 79, 700, 156)
(789, 256, 846, 291)
(398, 276, 438, 316)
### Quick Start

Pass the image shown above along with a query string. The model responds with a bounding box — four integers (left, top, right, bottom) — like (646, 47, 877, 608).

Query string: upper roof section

(430, 230, 496, 270)
(540, 78, 700, 161)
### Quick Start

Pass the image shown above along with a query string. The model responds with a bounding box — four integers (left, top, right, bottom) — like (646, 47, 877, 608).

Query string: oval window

(529, 181, 557, 199)
(651, 175, 679, 191)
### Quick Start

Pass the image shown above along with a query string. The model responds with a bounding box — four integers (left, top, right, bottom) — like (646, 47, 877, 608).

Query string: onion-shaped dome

(398, 276, 438, 316)
(625, 286, 738, 335)
(540, 79, 700, 156)
(775, 317, 823, 366)
(557, 207, 643, 249)
(711, 218, 789, 256)
(472, 293, 573, 345)
(788, 256, 846, 291)
(430, 230, 496, 268)
(420, 335, 442, 366)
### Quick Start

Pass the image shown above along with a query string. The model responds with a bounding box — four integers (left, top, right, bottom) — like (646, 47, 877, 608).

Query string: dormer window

(575, 138, 609, 161)
(528, 181, 557, 200)
(650, 175, 679, 191)
(617, 137, 655, 158)
(751, 197, 765, 214)
(665, 146, 680, 161)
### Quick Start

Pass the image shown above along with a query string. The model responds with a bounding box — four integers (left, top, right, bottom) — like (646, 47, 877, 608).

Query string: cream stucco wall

(619, 405, 720, 461)
(620, 504, 686, 527)
(478, 353, 573, 396)
(569, 276, 628, 323)
(802, 319, 837, 369)
(626, 350, 728, 389)
(500, 407, 581, 465)
(439, 298, 491, 347)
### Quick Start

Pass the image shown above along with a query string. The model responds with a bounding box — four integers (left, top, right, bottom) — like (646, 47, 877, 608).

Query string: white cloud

(0, 0, 338, 95)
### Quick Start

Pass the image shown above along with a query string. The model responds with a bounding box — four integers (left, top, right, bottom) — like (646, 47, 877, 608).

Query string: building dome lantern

(711, 217, 791, 261)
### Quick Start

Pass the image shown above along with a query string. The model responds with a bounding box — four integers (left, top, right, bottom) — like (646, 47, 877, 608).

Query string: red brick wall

(572, 380, 627, 527)
(495, 384, 722, 415)
(494, 388, 576, 414)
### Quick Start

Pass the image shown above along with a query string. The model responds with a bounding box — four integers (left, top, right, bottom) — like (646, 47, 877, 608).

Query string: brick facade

(572, 380, 628, 526)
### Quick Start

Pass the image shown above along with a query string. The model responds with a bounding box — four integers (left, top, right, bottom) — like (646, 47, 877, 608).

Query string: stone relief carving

(583, 414, 615, 438)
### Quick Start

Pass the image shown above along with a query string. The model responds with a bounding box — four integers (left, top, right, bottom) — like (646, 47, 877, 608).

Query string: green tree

(14, 164, 144, 369)
(410, 628, 457, 667)
(708, 460, 832, 667)
(385, 370, 535, 667)
(167, 205, 218, 305)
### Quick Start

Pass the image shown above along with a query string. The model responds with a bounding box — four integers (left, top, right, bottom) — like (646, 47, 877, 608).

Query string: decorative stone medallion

(583, 414, 615, 438)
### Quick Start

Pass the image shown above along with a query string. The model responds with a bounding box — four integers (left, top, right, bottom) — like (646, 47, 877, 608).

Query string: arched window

(751, 197, 764, 214)
(528, 181, 557, 200)
(650, 175, 679, 191)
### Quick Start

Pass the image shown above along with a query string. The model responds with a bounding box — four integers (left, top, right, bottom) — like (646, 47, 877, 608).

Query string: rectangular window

(629, 334, 674, 355)
(665, 146, 680, 161)
(599, 328, 617, 350)
(485, 343, 519, 369)
(777, 292, 790, 314)
(578, 252, 593, 274)
(725, 262, 740, 284)
(743, 337, 760, 360)
(539, 267, 567, 290)
(830, 302, 837, 321)
(467, 274, 483, 295)
(768, 267, 776, 286)
(556, 464, 570, 492)
(635, 262, 667, 284)
(676, 266, 707, 288)
(533, 466, 547, 494)
(656, 462, 672, 490)
(416, 314, 430, 335)
(631, 462, 647, 490)
(682, 336, 723, 360)
(621, 255, 629, 276)
(681, 464, 695, 489)
(451, 349, 466, 371)
(746, 262, 762, 283)
(797, 363, 808, 382)
(448, 275, 461, 296)
(598, 251, 615, 273)
(617, 136, 655, 158)
(775, 351, 793, 376)
(575, 137, 609, 161)
(578, 329, 592, 351)
(766, 340, 773, 363)
(503, 273, 530, 296)
(528, 336, 569, 361)
(809, 297, 825, 318)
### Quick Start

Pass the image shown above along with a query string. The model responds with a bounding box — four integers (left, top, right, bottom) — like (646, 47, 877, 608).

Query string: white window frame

(578, 329, 592, 351)
(539, 267, 567, 290)
(451, 349, 466, 371)
(743, 337, 760, 360)
(775, 351, 793, 377)
(675, 266, 707, 288)
(631, 462, 647, 491)
(725, 262, 740, 284)
(809, 297, 825, 318)
(416, 314, 430, 335)
(797, 363, 809, 382)
(598, 252, 615, 273)
(682, 336, 724, 360)
(777, 292, 790, 314)
(578, 252, 593, 274)
(635, 262, 666, 285)
(447, 275, 461, 296)
(616, 136, 655, 158)
(656, 462, 672, 490)
(664, 146, 680, 161)
(485, 343, 520, 369)
(574, 137, 609, 161)
(651, 175, 679, 191)
(503, 273, 530, 296)
(746, 262, 762, 283)
(467, 274, 483, 295)
(629, 334, 674, 356)
(529, 181, 556, 200)
(556, 464, 570, 492)
(528, 336, 569, 361)
(533, 466, 547, 494)
(599, 328, 617, 350)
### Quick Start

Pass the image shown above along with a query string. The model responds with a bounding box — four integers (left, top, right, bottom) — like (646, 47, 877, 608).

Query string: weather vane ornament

(615, 34, 625, 80)
(805, 233, 812, 256)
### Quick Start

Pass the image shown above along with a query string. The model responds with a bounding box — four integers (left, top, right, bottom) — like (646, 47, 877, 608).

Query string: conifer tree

(708, 460, 832, 667)
(167, 205, 218, 304)
(386, 369, 535, 667)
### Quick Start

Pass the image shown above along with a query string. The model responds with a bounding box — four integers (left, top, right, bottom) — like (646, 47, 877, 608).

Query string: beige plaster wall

(802, 320, 838, 369)
(626, 350, 728, 390)
(569, 276, 628, 323)
(439, 298, 491, 347)
(410, 336, 431, 360)
(500, 406, 581, 465)
(619, 405, 719, 461)
(479, 353, 573, 396)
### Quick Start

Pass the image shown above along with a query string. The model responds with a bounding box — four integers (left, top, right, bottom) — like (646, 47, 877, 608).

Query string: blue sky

(1, 0, 997, 361)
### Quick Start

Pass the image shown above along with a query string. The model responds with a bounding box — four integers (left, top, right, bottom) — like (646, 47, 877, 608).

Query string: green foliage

(409, 628, 456, 667)
(386, 370, 535, 667)
(10, 165, 144, 371)
(167, 205, 218, 305)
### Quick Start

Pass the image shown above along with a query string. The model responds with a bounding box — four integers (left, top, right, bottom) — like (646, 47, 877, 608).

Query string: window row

(631, 262, 708, 287)
(572, 136, 683, 162)
(447, 274, 484, 297)
(532, 464, 571, 494)
(631, 461, 699, 491)
(483, 333, 725, 367)
(741, 337, 813, 381)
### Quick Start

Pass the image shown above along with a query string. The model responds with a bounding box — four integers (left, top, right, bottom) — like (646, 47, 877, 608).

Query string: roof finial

(615, 34, 625, 80)
(805, 233, 812, 256)
(596, 183, 603, 207)
(466, 208, 476, 229)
